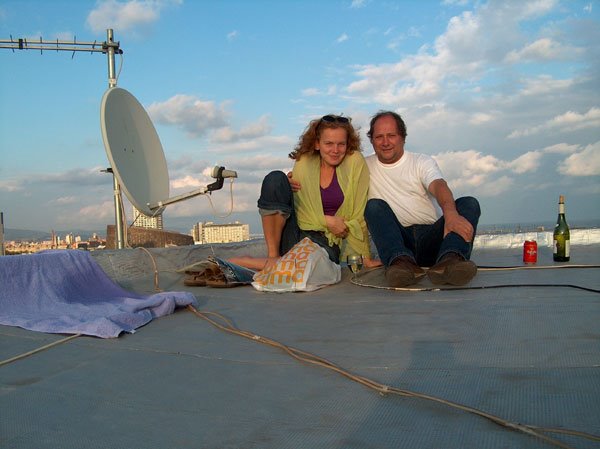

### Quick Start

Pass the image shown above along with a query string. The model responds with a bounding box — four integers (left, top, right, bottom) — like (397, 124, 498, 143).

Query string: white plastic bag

(251, 237, 341, 292)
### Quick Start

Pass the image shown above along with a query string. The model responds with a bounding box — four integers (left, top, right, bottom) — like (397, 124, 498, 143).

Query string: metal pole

(106, 29, 124, 248)
(113, 173, 124, 249)
(0, 212, 5, 256)
(106, 29, 117, 88)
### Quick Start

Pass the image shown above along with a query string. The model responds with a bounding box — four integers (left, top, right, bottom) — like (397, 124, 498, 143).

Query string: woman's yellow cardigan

(292, 151, 371, 260)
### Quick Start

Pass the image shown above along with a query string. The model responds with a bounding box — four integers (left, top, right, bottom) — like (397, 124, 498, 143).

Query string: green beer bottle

(552, 195, 570, 262)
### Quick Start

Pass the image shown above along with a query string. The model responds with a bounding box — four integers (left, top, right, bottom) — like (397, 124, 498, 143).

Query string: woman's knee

(258, 170, 293, 212)
(262, 170, 288, 189)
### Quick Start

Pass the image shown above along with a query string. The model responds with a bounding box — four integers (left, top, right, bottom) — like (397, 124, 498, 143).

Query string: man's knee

(456, 196, 481, 218)
(365, 198, 391, 218)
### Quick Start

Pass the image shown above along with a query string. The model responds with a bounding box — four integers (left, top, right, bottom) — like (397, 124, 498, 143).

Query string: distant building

(132, 206, 163, 230)
(106, 225, 192, 249)
(192, 221, 250, 244)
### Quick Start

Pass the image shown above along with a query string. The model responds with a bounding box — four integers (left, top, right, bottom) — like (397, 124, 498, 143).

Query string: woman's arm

(339, 153, 372, 258)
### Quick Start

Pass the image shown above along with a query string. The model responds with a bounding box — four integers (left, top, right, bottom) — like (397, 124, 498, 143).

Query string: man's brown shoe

(427, 253, 477, 286)
(385, 256, 426, 287)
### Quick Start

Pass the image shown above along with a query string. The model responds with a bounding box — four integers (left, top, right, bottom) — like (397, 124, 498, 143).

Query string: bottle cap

(559, 195, 565, 203)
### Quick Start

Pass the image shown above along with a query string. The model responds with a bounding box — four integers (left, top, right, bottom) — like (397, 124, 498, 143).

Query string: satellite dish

(100, 87, 169, 216)
(100, 84, 237, 247)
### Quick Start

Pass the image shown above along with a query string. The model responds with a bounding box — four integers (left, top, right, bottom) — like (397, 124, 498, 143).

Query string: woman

(231, 114, 379, 271)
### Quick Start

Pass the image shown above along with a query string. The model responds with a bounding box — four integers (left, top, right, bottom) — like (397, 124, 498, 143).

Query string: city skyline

(1, 0, 599, 234)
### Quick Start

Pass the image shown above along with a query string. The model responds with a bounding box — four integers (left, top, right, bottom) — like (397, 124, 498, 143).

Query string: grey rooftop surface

(1, 243, 599, 449)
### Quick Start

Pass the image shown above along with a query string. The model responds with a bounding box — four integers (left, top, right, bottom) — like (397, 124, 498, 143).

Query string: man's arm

(428, 179, 474, 242)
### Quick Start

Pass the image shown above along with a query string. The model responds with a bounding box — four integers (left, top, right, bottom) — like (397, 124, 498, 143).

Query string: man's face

(370, 115, 405, 164)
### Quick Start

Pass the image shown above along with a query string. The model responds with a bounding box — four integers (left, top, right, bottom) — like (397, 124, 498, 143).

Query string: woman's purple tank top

(320, 170, 344, 216)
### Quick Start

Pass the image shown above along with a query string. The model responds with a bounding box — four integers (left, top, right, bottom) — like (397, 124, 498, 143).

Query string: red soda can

(523, 240, 537, 264)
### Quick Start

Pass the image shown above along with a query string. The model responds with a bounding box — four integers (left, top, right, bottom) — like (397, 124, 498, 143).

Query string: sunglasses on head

(320, 114, 351, 124)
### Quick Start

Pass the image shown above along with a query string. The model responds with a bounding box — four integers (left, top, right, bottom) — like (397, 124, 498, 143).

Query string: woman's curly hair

(288, 116, 362, 160)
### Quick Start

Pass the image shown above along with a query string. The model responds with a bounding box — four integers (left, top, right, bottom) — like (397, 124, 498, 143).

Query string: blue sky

(1, 0, 599, 235)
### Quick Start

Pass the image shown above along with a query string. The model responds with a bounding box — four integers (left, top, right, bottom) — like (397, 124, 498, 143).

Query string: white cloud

(504, 38, 582, 63)
(434, 150, 504, 178)
(350, 0, 368, 8)
(584, 3, 592, 13)
(442, 0, 470, 6)
(518, 0, 558, 19)
(519, 75, 573, 96)
(472, 175, 514, 196)
(430, 141, 599, 197)
(86, 0, 182, 34)
(147, 94, 230, 137)
(0, 179, 23, 192)
(558, 141, 600, 176)
(429, 144, 595, 197)
(336, 33, 349, 43)
(206, 134, 292, 153)
(542, 143, 580, 154)
(37, 167, 107, 186)
(548, 108, 600, 132)
(76, 201, 114, 224)
(386, 27, 422, 51)
(53, 196, 78, 205)
(227, 30, 239, 41)
(301, 85, 337, 97)
(171, 175, 207, 190)
(346, 6, 488, 105)
(212, 115, 273, 143)
(508, 150, 543, 173)
(469, 112, 495, 125)
(302, 87, 320, 97)
(343, 1, 579, 110)
(432, 150, 506, 196)
(507, 107, 600, 139)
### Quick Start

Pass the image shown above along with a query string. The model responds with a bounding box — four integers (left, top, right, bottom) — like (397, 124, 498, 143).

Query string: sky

(0, 0, 599, 236)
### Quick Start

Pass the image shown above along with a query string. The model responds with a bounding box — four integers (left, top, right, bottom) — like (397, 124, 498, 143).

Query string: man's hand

(429, 179, 474, 243)
(287, 171, 301, 192)
(443, 210, 474, 242)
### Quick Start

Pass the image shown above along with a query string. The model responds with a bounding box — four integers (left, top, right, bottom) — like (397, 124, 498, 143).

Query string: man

(364, 111, 481, 287)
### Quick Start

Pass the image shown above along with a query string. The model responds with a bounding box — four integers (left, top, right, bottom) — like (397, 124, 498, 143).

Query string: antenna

(2, 29, 126, 246)
(1, 31, 122, 87)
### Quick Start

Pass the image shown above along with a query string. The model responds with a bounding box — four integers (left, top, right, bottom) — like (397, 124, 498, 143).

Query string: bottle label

(553, 239, 570, 258)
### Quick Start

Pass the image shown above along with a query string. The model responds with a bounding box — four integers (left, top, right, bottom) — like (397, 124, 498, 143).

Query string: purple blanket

(0, 250, 196, 338)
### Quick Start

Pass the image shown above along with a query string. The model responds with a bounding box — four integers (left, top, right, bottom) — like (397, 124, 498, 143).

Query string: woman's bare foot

(229, 255, 281, 271)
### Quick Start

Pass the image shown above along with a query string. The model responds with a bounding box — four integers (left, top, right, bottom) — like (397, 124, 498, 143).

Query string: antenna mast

(1, 29, 126, 248)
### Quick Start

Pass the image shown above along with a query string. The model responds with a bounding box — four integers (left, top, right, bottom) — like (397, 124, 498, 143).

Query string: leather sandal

(184, 266, 221, 287)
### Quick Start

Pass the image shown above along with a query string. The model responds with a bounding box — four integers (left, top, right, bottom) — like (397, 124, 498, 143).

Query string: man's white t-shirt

(365, 151, 443, 227)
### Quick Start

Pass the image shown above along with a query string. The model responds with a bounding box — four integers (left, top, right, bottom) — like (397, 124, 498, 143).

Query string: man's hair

(366, 110, 407, 140)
